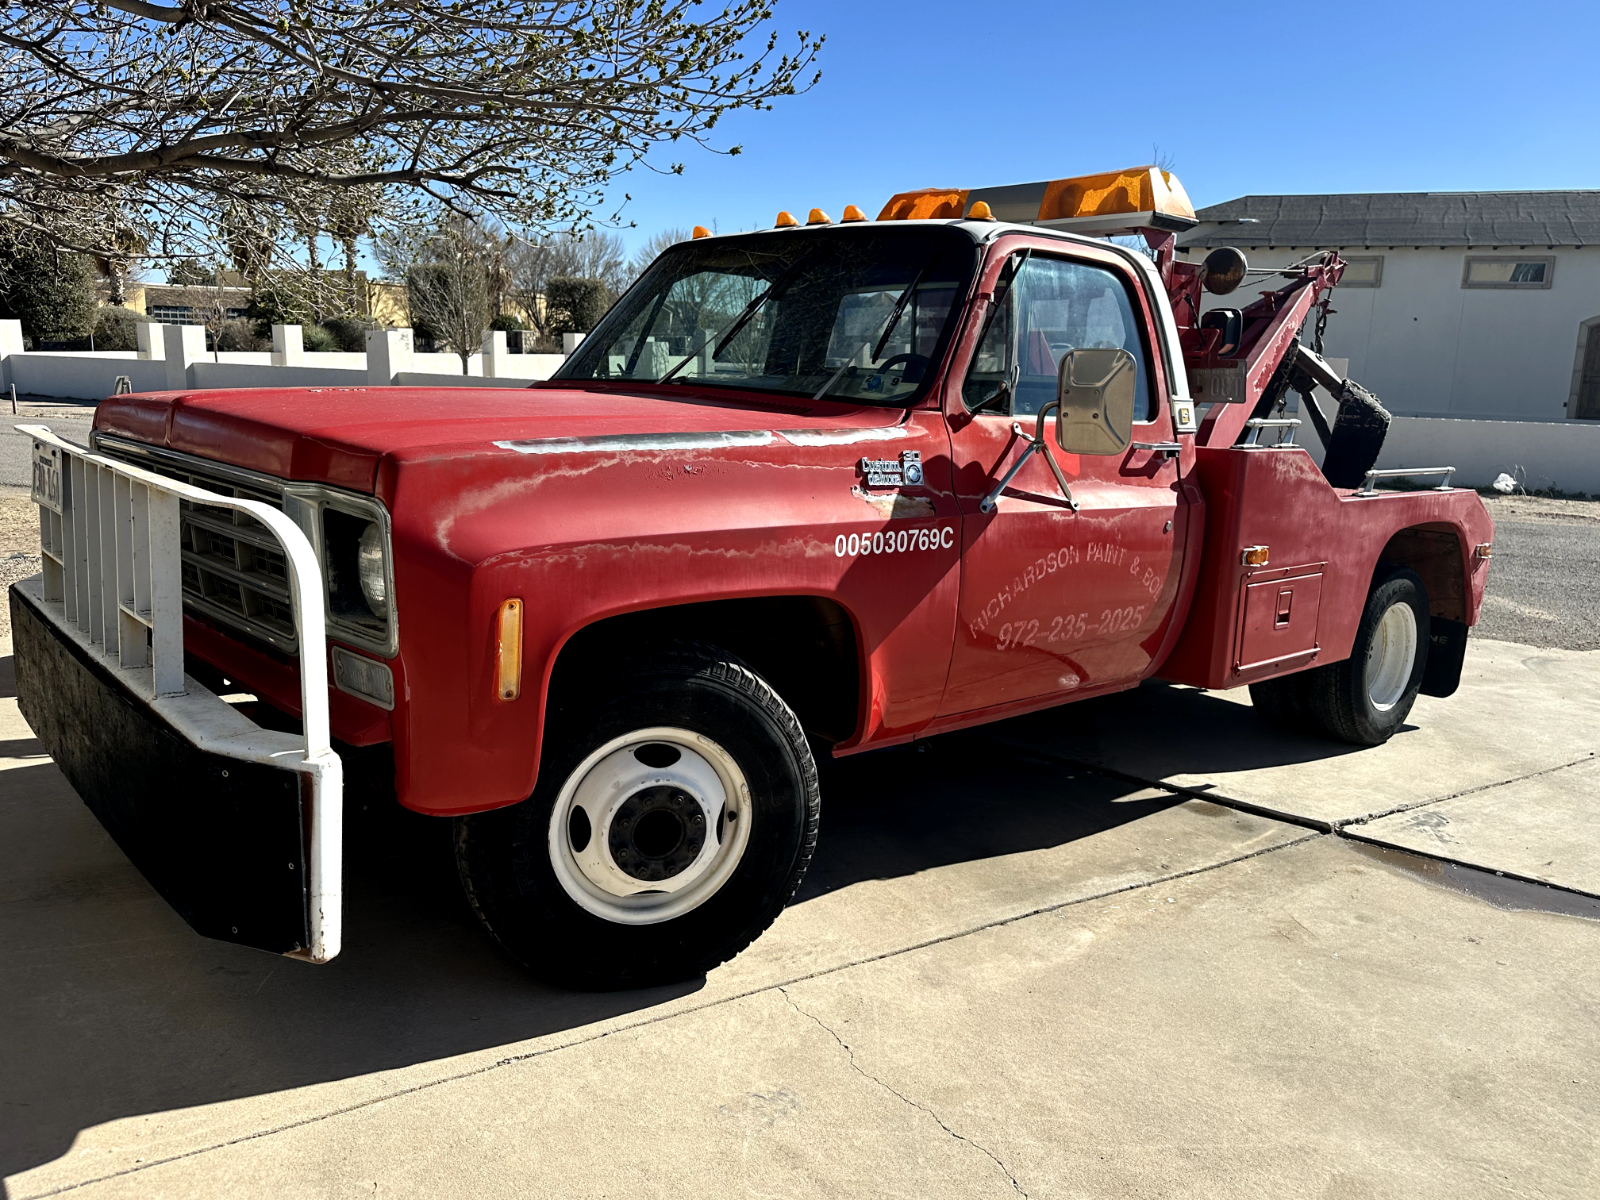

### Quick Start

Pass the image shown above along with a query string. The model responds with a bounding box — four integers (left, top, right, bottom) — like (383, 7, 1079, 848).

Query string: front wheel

(1250, 567, 1430, 746)
(455, 642, 819, 990)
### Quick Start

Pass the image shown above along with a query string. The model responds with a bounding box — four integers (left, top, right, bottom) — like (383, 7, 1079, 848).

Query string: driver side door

(938, 245, 1193, 715)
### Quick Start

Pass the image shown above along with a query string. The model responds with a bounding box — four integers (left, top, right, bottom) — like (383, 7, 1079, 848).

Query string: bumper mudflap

(11, 579, 343, 959)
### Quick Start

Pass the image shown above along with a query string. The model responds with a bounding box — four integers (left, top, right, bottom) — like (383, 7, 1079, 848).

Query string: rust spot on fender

(851, 487, 936, 520)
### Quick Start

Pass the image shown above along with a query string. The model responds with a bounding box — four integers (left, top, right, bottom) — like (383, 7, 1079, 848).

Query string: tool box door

(1236, 570, 1324, 671)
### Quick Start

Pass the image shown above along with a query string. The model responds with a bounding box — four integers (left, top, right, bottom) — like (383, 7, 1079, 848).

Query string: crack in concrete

(779, 987, 1028, 1198)
(1339, 753, 1596, 828)
(992, 739, 1600, 847)
(14, 832, 1320, 1199)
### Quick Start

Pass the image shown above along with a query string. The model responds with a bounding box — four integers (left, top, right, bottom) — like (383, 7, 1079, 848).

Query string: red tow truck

(12, 166, 1493, 987)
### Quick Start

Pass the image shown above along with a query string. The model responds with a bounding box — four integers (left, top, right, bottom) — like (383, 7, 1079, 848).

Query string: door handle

(1131, 441, 1182, 459)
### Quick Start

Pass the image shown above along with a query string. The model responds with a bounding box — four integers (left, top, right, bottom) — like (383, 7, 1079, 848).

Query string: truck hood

(92, 384, 909, 492)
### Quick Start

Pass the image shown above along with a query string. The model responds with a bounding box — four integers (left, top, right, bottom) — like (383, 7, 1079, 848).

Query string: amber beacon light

(495, 599, 524, 700)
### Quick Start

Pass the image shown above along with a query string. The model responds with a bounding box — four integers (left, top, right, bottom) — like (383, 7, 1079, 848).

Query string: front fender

(381, 417, 960, 815)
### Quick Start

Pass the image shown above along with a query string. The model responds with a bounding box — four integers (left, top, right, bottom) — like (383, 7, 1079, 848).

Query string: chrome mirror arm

(978, 401, 1079, 514)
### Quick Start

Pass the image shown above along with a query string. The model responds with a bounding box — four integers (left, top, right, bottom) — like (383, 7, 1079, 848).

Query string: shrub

(300, 323, 338, 352)
(92, 305, 143, 351)
(320, 315, 373, 352)
(489, 312, 525, 332)
(544, 276, 609, 337)
(215, 318, 268, 352)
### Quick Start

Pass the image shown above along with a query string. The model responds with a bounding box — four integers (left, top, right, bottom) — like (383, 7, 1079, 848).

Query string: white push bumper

(10, 425, 343, 962)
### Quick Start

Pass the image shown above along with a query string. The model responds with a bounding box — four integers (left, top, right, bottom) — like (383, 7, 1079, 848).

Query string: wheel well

(550, 596, 862, 745)
(1378, 524, 1467, 622)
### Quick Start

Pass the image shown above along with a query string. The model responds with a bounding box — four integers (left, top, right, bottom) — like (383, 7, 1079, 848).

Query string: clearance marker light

(1474, 542, 1494, 560)
(1240, 545, 1270, 567)
(968, 200, 996, 221)
(841, 205, 867, 222)
(807, 208, 833, 225)
(692, 225, 712, 239)
(495, 598, 523, 701)
(774, 210, 799, 227)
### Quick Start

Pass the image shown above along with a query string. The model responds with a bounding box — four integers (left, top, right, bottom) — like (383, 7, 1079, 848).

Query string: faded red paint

(91, 228, 1493, 817)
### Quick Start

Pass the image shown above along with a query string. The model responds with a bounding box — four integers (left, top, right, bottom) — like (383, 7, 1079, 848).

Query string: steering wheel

(877, 352, 931, 382)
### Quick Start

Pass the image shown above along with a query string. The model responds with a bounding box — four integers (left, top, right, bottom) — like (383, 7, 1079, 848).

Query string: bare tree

(386, 217, 495, 371)
(0, 2, 822, 271)
(505, 230, 628, 343)
(626, 228, 695, 286)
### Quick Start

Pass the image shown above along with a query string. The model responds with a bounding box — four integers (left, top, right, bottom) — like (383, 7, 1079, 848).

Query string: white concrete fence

(0, 319, 570, 400)
(3, 319, 1598, 494)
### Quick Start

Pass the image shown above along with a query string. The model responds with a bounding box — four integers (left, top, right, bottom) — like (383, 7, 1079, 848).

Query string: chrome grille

(93, 434, 399, 659)
(158, 463, 300, 653)
(88, 440, 299, 652)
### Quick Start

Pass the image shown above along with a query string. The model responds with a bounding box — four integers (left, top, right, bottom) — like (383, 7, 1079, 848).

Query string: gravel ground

(1475, 493, 1600, 651)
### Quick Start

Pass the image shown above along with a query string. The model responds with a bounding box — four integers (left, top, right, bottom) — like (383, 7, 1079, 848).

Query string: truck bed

(1158, 445, 1494, 691)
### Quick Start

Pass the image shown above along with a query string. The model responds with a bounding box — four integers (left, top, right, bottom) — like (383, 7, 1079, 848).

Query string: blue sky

(606, 0, 1599, 256)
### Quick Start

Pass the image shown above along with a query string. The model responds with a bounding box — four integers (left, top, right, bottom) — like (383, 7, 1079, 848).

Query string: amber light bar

(495, 598, 523, 701)
(878, 164, 1197, 236)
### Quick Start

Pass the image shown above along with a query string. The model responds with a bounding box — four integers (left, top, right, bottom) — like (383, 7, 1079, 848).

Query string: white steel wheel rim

(547, 726, 752, 926)
(1364, 602, 1419, 711)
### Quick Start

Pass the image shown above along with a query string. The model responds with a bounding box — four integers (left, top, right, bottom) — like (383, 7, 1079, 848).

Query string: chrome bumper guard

(10, 425, 343, 962)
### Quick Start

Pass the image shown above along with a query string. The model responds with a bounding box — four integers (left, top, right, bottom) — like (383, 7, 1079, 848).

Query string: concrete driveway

(3, 622, 1597, 1200)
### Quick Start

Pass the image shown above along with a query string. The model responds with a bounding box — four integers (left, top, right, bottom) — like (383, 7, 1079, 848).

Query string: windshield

(556, 226, 977, 406)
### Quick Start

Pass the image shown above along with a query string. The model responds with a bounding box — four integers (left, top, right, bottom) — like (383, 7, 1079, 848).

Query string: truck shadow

(0, 662, 1361, 1190)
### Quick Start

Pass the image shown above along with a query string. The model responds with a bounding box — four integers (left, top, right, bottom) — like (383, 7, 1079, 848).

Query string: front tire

(1250, 567, 1430, 746)
(455, 641, 819, 990)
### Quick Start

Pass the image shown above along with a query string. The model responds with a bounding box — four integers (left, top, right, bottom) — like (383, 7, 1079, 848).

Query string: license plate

(31, 442, 63, 514)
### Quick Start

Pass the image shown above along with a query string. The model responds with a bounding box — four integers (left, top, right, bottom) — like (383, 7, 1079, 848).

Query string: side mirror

(1055, 348, 1135, 455)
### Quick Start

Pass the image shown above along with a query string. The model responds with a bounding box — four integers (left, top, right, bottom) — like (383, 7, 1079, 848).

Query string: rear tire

(455, 641, 819, 990)
(1250, 567, 1430, 746)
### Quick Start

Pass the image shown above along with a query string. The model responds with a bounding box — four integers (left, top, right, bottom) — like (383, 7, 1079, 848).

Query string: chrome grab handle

(1240, 417, 1302, 447)
(1357, 466, 1456, 497)
(1131, 441, 1182, 458)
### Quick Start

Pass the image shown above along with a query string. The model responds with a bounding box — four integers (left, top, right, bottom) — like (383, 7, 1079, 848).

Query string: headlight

(357, 522, 388, 619)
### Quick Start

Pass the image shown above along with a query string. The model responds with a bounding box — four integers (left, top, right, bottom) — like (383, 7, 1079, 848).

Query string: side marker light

(1241, 545, 1270, 567)
(495, 598, 523, 701)
(1474, 542, 1494, 560)
(692, 225, 711, 239)
(968, 200, 996, 221)
(775, 211, 799, 227)
(841, 205, 867, 222)
(807, 208, 833, 225)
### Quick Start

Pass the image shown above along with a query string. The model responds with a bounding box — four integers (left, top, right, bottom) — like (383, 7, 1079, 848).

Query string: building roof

(1177, 191, 1600, 248)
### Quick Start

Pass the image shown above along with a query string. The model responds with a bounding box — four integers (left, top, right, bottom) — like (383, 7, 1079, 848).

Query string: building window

(1338, 256, 1383, 287)
(148, 305, 199, 323)
(1461, 256, 1555, 289)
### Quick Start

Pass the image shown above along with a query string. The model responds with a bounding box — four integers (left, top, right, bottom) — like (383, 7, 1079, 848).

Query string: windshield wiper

(812, 259, 934, 401)
(658, 255, 812, 385)
(872, 259, 932, 362)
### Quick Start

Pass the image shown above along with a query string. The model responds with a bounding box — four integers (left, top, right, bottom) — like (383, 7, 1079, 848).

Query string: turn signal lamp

(842, 204, 867, 222)
(807, 208, 833, 225)
(878, 165, 1198, 236)
(495, 598, 523, 701)
(774, 210, 799, 227)
(692, 225, 711, 239)
(1240, 545, 1270, 567)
